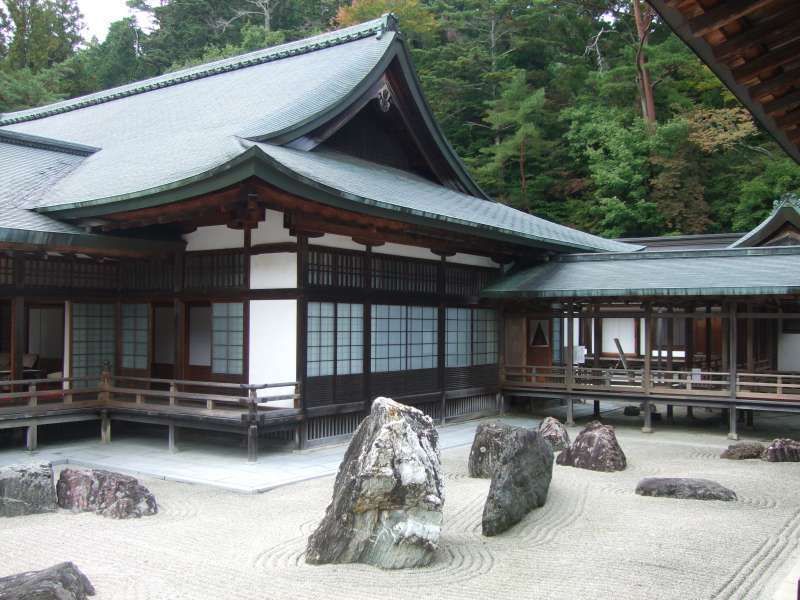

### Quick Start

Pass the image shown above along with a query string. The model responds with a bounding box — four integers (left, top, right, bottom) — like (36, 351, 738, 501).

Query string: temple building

(0, 14, 798, 458)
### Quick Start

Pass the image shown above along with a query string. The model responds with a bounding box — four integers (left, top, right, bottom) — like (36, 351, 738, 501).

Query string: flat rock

(538, 417, 570, 452)
(635, 477, 736, 501)
(306, 397, 443, 569)
(0, 561, 95, 599)
(556, 420, 627, 472)
(482, 427, 553, 536)
(468, 421, 515, 478)
(56, 469, 157, 519)
(720, 442, 765, 460)
(762, 438, 800, 462)
(0, 464, 56, 518)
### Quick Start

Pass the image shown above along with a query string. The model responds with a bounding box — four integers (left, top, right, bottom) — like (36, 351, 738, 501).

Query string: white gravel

(1, 430, 799, 600)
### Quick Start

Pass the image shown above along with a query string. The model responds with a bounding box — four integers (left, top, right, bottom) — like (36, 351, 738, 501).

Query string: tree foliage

(1, 0, 798, 237)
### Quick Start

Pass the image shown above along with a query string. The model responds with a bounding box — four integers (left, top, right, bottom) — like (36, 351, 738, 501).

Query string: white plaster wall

(603, 318, 637, 355)
(249, 300, 297, 407)
(250, 253, 297, 289)
(154, 306, 176, 364)
(317, 233, 364, 251)
(778, 333, 800, 372)
(183, 225, 244, 251)
(251, 209, 295, 244)
(448, 253, 499, 268)
(373, 242, 439, 261)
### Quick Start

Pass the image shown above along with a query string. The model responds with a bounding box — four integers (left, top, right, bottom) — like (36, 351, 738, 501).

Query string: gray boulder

(306, 397, 443, 569)
(556, 420, 627, 472)
(0, 464, 56, 518)
(762, 438, 800, 462)
(468, 421, 515, 478)
(635, 477, 736, 501)
(56, 469, 157, 519)
(482, 428, 553, 537)
(538, 417, 570, 451)
(720, 441, 765, 460)
(0, 562, 94, 599)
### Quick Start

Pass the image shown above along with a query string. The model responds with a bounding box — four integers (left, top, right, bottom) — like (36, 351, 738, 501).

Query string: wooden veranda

(500, 299, 800, 439)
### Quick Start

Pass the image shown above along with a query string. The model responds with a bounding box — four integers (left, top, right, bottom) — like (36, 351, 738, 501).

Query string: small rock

(623, 405, 640, 417)
(56, 469, 157, 519)
(0, 561, 95, 599)
(762, 439, 800, 462)
(538, 417, 570, 451)
(306, 397, 443, 569)
(468, 421, 515, 478)
(720, 442, 765, 460)
(635, 477, 736, 501)
(482, 428, 553, 536)
(556, 420, 627, 472)
(0, 464, 56, 518)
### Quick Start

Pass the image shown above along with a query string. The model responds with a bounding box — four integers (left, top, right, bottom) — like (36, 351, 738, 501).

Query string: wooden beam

(10, 297, 24, 384)
(775, 107, 800, 128)
(690, 0, 779, 38)
(732, 39, 800, 83)
(749, 66, 800, 99)
(763, 88, 800, 115)
(712, 6, 800, 61)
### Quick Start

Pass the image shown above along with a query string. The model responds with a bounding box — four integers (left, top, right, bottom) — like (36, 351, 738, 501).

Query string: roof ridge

(0, 129, 99, 156)
(0, 15, 396, 126)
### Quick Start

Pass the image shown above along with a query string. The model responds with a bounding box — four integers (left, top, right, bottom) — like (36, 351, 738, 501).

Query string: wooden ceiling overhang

(85, 178, 538, 263)
(647, 0, 800, 164)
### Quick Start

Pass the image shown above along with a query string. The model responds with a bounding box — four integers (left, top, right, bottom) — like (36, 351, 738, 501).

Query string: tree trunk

(632, 0, 656, 129)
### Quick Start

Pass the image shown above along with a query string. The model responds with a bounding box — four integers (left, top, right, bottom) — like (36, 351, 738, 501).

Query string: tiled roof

(482, 246, 800, 298)
(254, 144, 641, 253)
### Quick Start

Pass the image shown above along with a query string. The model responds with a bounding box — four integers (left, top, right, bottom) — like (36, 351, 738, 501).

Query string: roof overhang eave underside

(646, 0, 800, 165)
(36, 147, 635, 255)
(0, 226, 183, 257)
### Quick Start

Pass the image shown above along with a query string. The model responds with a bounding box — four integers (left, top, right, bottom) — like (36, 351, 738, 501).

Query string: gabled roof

(482, 246, 800, 299)
(0, 16, 640, 255)
(729, 194, 800, 248)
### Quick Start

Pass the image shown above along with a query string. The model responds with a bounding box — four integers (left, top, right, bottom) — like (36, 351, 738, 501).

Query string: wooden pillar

(746, 303, 755, 373)
(721, 311, 729, 371)
(247, 424, 258, 462)
(10, 297, 25, 384)
(685, 306, 695, 372)
(168, 424, 178, 453)
(566, 397, 575, 427)
(26, 425, 37, 451)
(593, 400, 600, 419)
(687, 405, 694, 419)
(642, 304, 653, 433)
(666, 308, 674, 372)
(705, 306, 712, 371)
(100, 410, 111, 443)
(666, 404, 674, 423)
(592, 305, 602, 368)
(173, 299, 186, 381)
(566, 305, 575, 392)
(728, 303, 739, 440)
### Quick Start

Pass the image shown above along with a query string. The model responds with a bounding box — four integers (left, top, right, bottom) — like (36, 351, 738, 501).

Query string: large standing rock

(538, 417, 570, 452)
(482, 428, 553, 536)
(0, 562, 94, 599)
(720, 442, 765, 460)
(468, 421, 515, 478)
(0, 464, 56, 518)
(306, 397, 443, 569)
(762, 439, 800, 462)
(556, 420, 627, 472)
(56, 469, 157, 519)
(635, 477, 736, 501)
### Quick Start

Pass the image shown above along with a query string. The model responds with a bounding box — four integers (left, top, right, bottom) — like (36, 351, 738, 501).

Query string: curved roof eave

(37, 146, 634, 254)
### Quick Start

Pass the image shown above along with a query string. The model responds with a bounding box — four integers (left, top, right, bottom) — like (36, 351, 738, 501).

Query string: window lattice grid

(336, 303, 364, 375)
(472, 309, 498, 365)
(0, 257, 13, 286)
(307, 302, 364, 377)
(307, 249, 334, 287)
(371, 305, 438, 373)
(72, 303, 116, 386)
(72, 261, 119, 289)
(444, 266, 496, 297)
(120, 260, 174, 291)
(184, 252, 245, 290)
(121, 303, 149, 370)
(371, 256, 437, 294)
(307, 302, 335, 377)
(211, 302, 244, 375)
(445, 308, 472, 368)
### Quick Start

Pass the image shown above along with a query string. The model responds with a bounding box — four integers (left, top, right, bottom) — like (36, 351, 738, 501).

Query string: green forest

(1, 0, 799, 238)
